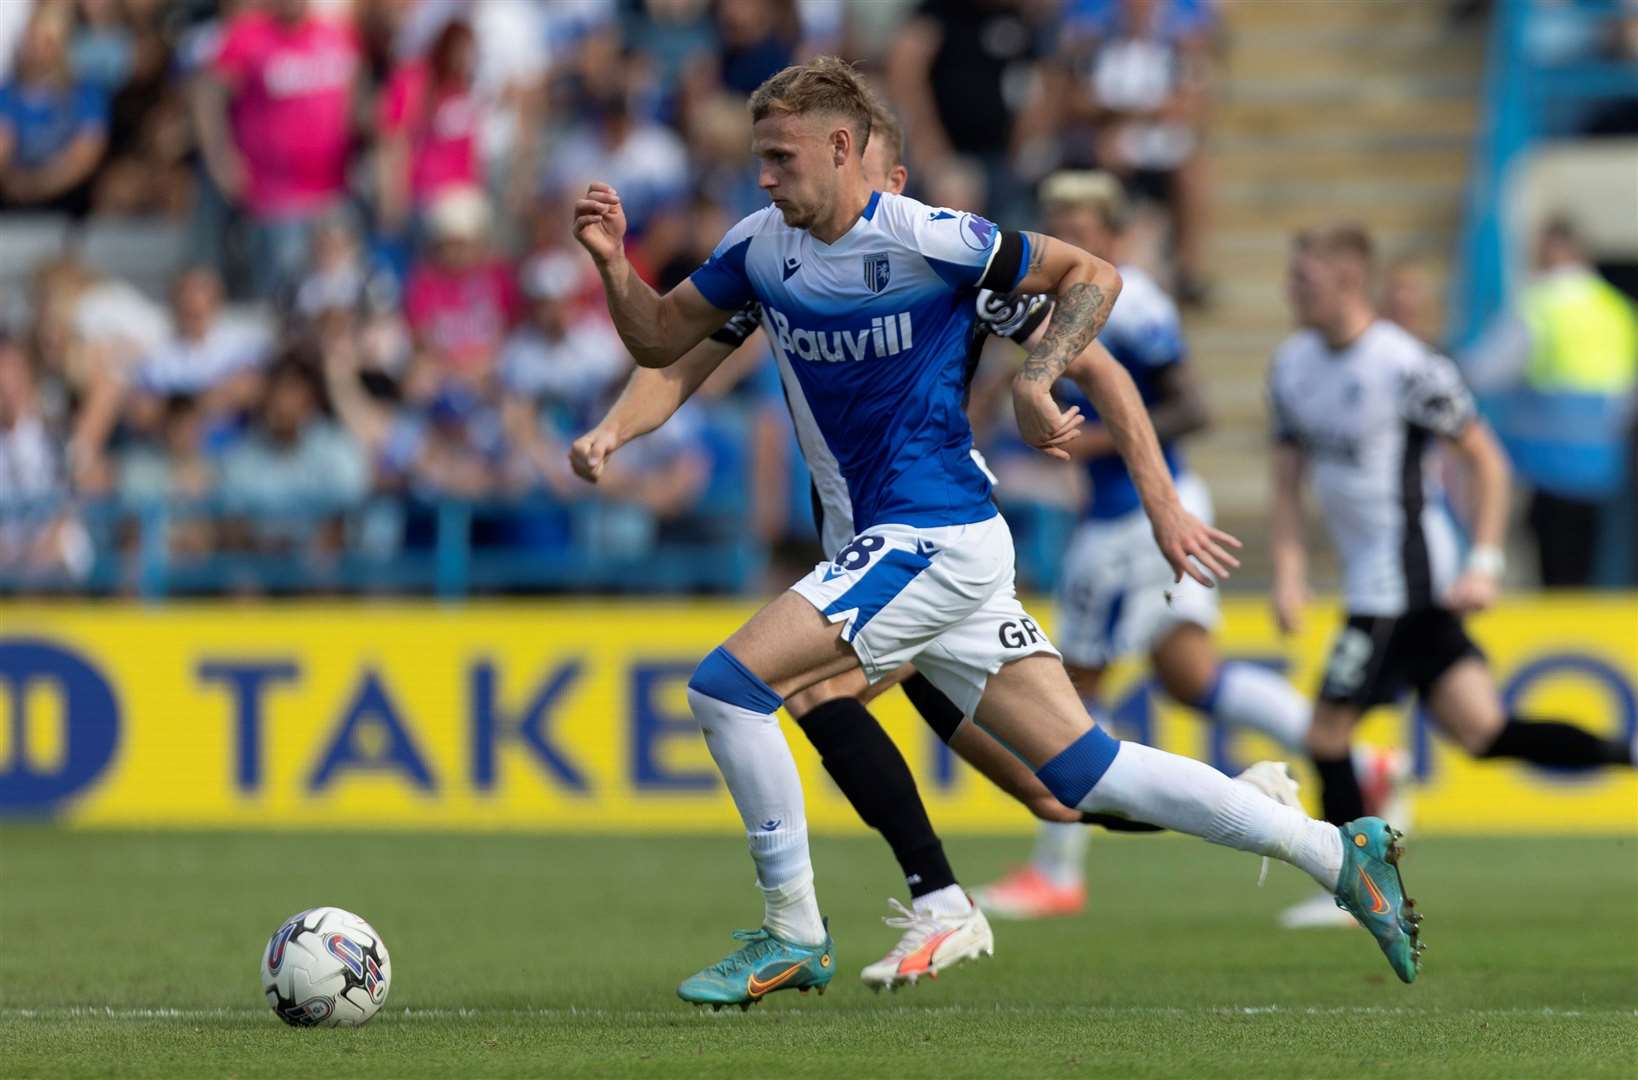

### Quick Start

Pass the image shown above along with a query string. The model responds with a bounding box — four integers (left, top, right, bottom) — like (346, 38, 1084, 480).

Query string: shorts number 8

(834, 535, 885, 571)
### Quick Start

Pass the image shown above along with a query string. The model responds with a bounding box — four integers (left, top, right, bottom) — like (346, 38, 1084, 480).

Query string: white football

(261, 907, 391, 1027)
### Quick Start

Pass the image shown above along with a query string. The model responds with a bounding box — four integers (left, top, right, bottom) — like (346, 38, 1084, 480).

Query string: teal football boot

(677, 922, 835, 1011)
(1335, 817, 1423, 983)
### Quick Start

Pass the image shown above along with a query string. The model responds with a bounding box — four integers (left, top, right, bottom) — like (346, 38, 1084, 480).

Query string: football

(260, 907, 392, 1027)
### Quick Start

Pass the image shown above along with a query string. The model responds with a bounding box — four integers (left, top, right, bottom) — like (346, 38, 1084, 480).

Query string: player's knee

(786, 682, 840, 720)
(1306, 707, 1355, 757)
(1445, 705, 1505, 756)
(1029, 791, 1082, 823)
(686, 646, 782, 727)
(1065, 665, 1105, 703)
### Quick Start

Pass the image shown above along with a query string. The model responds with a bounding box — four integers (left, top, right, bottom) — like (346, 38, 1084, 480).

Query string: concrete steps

(1178, 0, 1482, 578)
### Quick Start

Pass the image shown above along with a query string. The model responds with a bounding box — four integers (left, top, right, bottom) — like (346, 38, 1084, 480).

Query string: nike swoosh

(782, 261, 801, 281)
(1358, 867, 1390, 916)
(746, 961, 805, 997)
(895, 928, 958, 977)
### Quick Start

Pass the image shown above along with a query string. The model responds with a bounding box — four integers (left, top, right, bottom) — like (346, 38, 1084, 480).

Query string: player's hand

(1149, 499, 1241, 588)
(569, 427, 620, 483)
(1443, 569, 1498, 614)
(1272, 575, 1308, 635)
(1012, 383, 1085, 461)
(572, 182, 628, 267)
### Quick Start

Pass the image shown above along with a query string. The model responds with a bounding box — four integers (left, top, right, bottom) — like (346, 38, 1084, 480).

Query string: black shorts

(1318, 608, 1485, 709)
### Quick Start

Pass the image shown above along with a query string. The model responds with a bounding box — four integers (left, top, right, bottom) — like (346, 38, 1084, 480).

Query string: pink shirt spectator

(405, 261, 521, 370)
(214, 11, 360, 218)
(381, 61, 480, 205)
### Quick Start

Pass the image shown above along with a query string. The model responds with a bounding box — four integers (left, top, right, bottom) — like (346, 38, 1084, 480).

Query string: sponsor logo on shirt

(765, 307, 915, 363)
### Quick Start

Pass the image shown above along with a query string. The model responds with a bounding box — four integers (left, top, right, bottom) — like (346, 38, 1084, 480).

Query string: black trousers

(1527, 490, 1601, 588)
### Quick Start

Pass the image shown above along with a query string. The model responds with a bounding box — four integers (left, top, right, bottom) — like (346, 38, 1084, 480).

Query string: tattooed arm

(1003, 232, 1121, 459)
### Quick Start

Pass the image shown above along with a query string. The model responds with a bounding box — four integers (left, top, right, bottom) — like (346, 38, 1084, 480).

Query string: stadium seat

(76, 217, 188, 300)
(0, 214, 71, 289)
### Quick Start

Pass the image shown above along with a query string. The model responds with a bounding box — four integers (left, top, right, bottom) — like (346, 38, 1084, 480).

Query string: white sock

(688, 685, 826, 945)
(912, 882, 973, 918)
(1205, 662, 1311, 752)
(1029, 821, 1090, 888)
(762, 867, 826, 945)
(1081, 740, 1343, 891)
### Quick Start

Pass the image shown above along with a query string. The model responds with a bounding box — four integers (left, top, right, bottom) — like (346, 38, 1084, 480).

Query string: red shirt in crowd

(404, 260, 521, 371)
(380, 60, 480, 206)
(214, 11, 360, 219)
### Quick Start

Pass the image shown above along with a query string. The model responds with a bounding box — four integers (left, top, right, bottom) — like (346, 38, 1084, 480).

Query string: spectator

(1380, 253, 1446, 348)
(136, 267, 271, 402)
(887, 0, 1046, 221)
(1466, 217, 1638, 587)
(377, 18, 480, 262)
(219, 358, 368, 551)
(291, 212, 372, 323)
(1056, 0, 1214, 303)
(395, 0, 548, 229)
(116, 392, 216, 561)
(571, 377, 713, 557)
(70, 0, 135, 95)
(689, 0, 799, 100)
(517, 192, 604, 320)
(0, 337, 89, 579)
(193, 0, 362, 298)
(0, 2, 35, 87)
(404, 186, 520, 384)
(86, 0, 195, 218)
(0, 6, 110, 217)
(543, 77, 689, 239)
(500, 253, 628, 428)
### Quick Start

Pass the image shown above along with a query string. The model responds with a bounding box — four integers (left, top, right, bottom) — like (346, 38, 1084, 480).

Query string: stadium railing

(0, 493, 764, 599)
(1455, 0, 1638, 347)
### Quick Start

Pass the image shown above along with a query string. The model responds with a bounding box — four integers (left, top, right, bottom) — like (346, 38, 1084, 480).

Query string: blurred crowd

(0, 0, 1228, 592)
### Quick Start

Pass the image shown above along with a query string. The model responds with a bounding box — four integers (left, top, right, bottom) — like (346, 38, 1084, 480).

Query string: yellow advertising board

(1, 597, 1634, 833)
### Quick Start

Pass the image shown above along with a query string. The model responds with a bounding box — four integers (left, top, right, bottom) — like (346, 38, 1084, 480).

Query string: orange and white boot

(859, 896, 993, 990)
(970, 866, 1088, 920)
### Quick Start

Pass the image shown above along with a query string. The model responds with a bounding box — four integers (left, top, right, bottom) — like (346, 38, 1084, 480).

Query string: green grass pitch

(1, 828, 1634, 1078)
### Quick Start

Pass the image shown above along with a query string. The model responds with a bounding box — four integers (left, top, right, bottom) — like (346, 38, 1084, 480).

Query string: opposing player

(1269, 224, 1634, 922)
(971, 171, 1376, 920)
(573, 58, 1422, 1008)
(574, 102, 1301, 988)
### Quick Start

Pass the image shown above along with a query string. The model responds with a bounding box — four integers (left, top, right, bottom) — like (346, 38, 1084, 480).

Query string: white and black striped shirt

(1269, 319, 1477, 616)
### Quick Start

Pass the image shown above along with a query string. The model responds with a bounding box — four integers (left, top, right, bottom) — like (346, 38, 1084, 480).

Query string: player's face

(753, 112, 843, 230)
(860, 137, 907, 194)
(1288, 248, 1345, 328)
(1044, 203, 1113, 258)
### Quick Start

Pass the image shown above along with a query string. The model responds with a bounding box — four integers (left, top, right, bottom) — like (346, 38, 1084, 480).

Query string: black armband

(708, 302, 762, 348)
(976, 230, 1026, 293)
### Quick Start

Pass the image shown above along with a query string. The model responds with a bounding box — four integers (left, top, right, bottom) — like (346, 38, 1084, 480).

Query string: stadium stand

(0, 0, 1632, 597)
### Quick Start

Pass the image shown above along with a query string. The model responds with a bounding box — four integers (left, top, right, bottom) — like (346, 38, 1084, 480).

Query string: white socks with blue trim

(1081, 740, 1343, 891)
(687, 647, 827, 946)
(1205, 662, 1312, 752)
(1030, 822, 1090, 888)
(1036, 727, 1342, 891)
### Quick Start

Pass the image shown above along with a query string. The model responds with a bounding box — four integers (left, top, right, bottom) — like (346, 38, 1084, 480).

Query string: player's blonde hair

(1039, 171, 1128, 230)
(748, 55, 873, 155)
(866, 99, 904, 168)
(1294, 223, 1376, 268)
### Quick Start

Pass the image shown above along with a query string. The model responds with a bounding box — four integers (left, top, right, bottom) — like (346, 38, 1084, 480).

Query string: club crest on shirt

(863, 252, 891, 293)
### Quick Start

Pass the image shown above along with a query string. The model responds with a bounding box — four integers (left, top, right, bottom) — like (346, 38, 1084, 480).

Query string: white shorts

(790, 513, 1061, 719)
(1054, 472, 1220, 669)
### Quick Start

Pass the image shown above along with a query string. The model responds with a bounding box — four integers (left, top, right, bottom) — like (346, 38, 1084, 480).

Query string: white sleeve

(1399, 349, 1477, 438)
(909, 206, 1018, 291)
